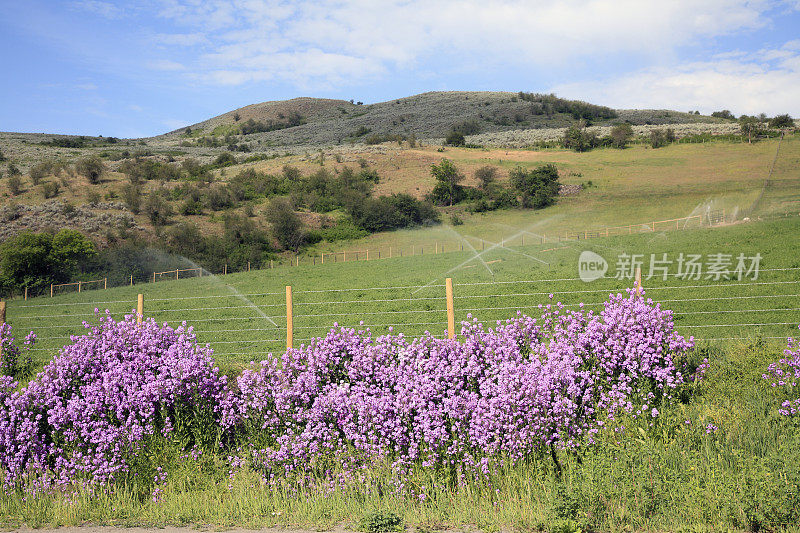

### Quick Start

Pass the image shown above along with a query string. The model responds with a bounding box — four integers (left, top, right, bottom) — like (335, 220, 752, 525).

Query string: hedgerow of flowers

(1, 290, 695, 492)
(223, 290, 693, 483)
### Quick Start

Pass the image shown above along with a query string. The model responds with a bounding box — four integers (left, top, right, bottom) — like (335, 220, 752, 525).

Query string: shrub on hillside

(562, 124, 599, 152)
(267, 198, 306, 251)
(509, 164, 560, 208)
(144, 192, 173, 226)
(445, 130, 466, 147)
(429, 159, 465, 206)
(41, 180, 60, 199)
(348, 194, 439, 232)
(75, 156, 105, 184)
(7, 175, 22, 196)
(610, 123, 634, 148)
(711, 110, 736, 120)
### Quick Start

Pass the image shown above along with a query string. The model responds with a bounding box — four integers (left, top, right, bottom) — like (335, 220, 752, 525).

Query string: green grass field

(304, 135, 800, 257)
(6, 216, 800, 374)
(4, 138, 800, 532)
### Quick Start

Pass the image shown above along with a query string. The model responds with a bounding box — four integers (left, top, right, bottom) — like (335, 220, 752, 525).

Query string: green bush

(75, 156, 105, 184)
(445, 130, 466, 147)
(349, 194, 439, 232)
(562, 124, 599, 152)
(41, 181, 60, 199)
(429, 159, 464, 206)
(121, 184, 142, 214)
(359, 510, 402, 533)
(509, 163, 560, 208)
(769, 113, 794, 128)
(144, 193, 173, 226)
(267, 198, 306, 251)
(7, 175, 22, 196)
(0, 230, 97, 295)
(610, 122, 634, 148)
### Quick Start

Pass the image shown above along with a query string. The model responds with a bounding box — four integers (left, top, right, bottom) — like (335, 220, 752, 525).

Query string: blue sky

(1, 0, 799, 137)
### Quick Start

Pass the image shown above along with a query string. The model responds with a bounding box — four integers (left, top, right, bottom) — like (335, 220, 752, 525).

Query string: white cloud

(154, 33, 208, 46)
(72, 0, 123, 19)
(152, 0, 779, 87)
(552, 42, 800, 116)
(147, 59, 186, 71)
(162, 118, 190, 130)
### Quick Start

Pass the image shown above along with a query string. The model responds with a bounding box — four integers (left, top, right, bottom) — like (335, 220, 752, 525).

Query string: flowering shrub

(0, 322, 35, 380)
(0, 291, 694, 491)
(0, 313, 228, 488)
(764, 326, 800, 416)
(224, 290, 693, 482)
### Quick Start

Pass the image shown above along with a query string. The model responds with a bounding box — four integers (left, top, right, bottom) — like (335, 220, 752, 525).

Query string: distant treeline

(517, 92, 618, 121)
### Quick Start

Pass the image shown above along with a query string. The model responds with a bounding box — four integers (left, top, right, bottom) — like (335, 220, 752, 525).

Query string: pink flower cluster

(763, 326, 800, 416)
(0, 290, 694, 490)
(0, 322, 36, 380)
(223, 290, 693, 480)
(0, 313, 229, 487)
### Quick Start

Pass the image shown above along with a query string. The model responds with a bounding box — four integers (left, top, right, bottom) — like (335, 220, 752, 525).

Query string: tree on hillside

(475, 166, 497, 190)
(429, 159, 464, 206)
(267, 198, 306, 252)
(0, 230, 97, 295)
(769, 114, 794, 128)
(562, 122, 598, 152)
(609, 123, 634, 149)
(509, 164, 560, 209)
(739, 115, 762, 143)
(711, 110, 736, 120)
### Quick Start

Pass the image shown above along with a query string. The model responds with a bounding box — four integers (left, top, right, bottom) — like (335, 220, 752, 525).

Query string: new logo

(578, 251, 608, 282)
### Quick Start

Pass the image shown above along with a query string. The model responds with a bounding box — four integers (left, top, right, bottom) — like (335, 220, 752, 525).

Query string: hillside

(159, 91, 726, 148)
(0, 90, 796, 301)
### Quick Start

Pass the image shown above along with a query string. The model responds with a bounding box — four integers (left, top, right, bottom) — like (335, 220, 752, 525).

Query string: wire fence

(3, 210, 731, 303)
(3, 266, 798, 365)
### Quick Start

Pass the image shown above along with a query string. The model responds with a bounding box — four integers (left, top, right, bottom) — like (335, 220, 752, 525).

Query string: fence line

(3, 209, 742, 303)
(3, 268, 798, 359)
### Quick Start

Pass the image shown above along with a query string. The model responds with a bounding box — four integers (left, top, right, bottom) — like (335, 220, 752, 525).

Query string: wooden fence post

(24, 287, 27, 301)
(224, 264, 227, 275)
(286, 286, 293, 350)
(51, 283, 53, 297)
(445, 278, 455, 340)
(248, 261, 251, 272)
(104, 278, 107, 290)
(176, 268, 179, 280)
(78, 281, 82, 293)
(635, 266, 642, 296)
(0, 300, 6, 327)
(137, 294, 144, 325)
(153, 272, 156, 283)
(271, 260, 274, 269)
